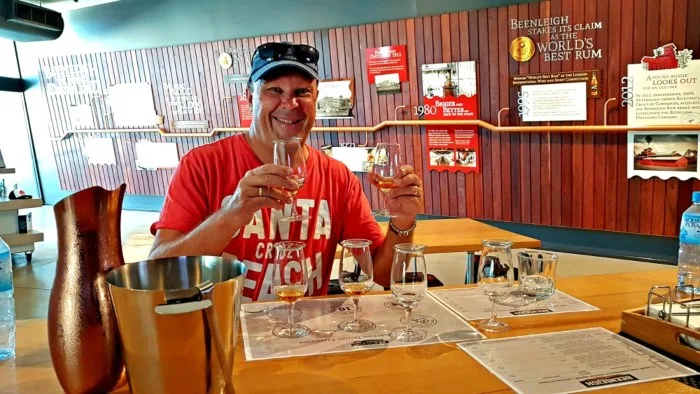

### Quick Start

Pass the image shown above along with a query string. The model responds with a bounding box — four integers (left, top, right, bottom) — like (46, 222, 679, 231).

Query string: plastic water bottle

(677, 191, 700, 294)
(0, 236, 15, 361)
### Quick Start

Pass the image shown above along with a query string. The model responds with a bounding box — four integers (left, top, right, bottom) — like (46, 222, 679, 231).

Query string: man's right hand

(223, 164, 299, 225)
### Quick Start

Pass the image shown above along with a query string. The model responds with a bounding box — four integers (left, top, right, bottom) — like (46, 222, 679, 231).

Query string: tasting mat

(240, 293, 485, 361)
(429, 288, 598, 321)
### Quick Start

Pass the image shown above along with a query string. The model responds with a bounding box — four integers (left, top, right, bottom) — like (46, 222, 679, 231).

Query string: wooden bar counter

(1, 269, 696, 393)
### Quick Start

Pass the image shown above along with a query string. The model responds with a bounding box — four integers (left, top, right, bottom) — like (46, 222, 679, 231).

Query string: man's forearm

(149, 210, 245, 259)
(372, 220, 416, 288)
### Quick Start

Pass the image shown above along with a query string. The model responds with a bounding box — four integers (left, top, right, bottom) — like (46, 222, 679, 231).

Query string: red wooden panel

(604, 0, 620, 232)
(414, 17, 433, 216)
(617, 0, 634, 233)
(477, 9, 492, 220)
(439, 14, 457, 217)
(486, 7, 502, 222)
(538, 1, 552, 227)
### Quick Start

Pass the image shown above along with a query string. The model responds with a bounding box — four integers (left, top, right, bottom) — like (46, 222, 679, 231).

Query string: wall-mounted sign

(421, 61, 480, 174)
(510, 70, 601, 99)
(237, 96, 253, 128)
(68, 104, 95, 128)
(316, 79, 355, 119)
(329, 146, 375, 172)
(365, 45, 408, 84)
(509, 16, 604, 62)
(520, 82, 588, 122)
(219, 52, 233, 69)
(224, 74, 250, 84)
(626, 44, 700, 180)
(107, 83, 158, 126)
(172, 120, 209, 129)
(135, 140, 179, 170)
(82, 138, 116, 166)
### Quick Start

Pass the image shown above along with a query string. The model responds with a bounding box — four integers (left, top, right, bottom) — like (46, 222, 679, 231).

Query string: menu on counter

(429, 288, 598, 321)
(240, 294, 484, 361)
(459, 327, 696, 394)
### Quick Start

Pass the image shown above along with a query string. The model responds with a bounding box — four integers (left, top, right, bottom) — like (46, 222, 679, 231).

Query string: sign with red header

(237, 96, 252, 128)
(365, 45, 408, 84)
(420, 61, 480, 174)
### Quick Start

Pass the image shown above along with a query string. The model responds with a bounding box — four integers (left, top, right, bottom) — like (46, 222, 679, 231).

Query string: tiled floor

(7, 206, 672, 320)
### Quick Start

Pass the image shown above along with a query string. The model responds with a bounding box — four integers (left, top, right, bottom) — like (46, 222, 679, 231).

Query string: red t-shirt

(151, 134, 385, 302)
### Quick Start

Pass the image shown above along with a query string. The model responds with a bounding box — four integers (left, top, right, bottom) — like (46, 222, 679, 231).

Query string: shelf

(0, 230, 44, 247)
(0, 198, 43, 211)
(0, 168, 15, 174)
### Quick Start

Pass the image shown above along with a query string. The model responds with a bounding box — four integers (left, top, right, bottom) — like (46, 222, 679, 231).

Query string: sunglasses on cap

(253, 42, 320, 65)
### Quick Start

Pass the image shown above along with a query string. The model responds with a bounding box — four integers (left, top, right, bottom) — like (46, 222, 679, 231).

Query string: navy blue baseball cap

(249, 42, 320, 83)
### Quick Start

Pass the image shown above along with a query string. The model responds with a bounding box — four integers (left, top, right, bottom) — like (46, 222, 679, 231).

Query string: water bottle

(0, 236, 15, 361)
(677, 191, 700, 294)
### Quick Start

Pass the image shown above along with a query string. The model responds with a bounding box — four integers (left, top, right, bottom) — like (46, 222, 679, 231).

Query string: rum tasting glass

(390, 243, 428, 342)
(477, 239, 514, 333)
(338, 239, 375, 333)
(273, 138, 308, 222)
(371, 142, 401, 217)
(271, 241, 310, 338)
(517, 251, 558, 300)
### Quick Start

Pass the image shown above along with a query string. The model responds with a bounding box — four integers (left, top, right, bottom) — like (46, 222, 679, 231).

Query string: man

(149, 42, 424, 302)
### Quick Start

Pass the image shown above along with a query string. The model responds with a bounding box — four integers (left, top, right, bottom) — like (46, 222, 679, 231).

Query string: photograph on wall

(626, 43, 700, 180)
(375, 73, 401, 95)
(421, 61, 479, 174)
(107, 83, 158, 127)
(365, 45, 408, 84)
(628, 134, 698, 180)
(316, 79, 355, 119)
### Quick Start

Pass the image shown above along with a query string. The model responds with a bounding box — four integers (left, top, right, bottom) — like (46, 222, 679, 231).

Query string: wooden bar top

(363, 218, 540, 255)
(2, 269, 695, 393)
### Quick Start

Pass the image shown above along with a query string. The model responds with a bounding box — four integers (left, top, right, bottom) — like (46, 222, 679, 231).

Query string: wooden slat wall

(39, 0, 700, 237)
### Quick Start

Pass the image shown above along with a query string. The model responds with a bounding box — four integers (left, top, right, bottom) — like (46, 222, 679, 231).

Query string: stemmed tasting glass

(477, 239, 514, 333)
(338, 239, 375, 333)
(271, 241, 310, 338)
(371, 143, 401, 217)
(273, 138, 308, 222)
(390, 243, 428, 342)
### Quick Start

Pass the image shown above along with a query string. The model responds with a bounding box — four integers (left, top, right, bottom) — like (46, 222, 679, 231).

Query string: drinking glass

(477, 239, 514, 333)
(338, 239, 375, 333)
(517, 251, 558, 300)
(390, 243, 428, 342)
(371, 143, 401, 217)
(273, 138, 308, 222)
(271, 241, 310, 338)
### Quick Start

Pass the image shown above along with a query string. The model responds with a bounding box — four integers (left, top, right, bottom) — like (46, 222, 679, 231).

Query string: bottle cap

(693, 191, 700, 203)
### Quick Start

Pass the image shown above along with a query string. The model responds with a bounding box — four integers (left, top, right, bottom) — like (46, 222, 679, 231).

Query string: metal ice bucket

(106, 256, 247, 394)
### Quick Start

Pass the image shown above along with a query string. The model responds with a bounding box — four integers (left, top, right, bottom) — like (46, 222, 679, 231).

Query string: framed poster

(316, 78, 355, 119)
(365, 45, 408, 84)
(521, 82, 588, 122)
(421, 61, 480, 174)
(626, 43, 700, 180)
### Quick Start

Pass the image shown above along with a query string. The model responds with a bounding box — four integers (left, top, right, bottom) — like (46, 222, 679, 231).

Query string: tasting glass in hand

(390, 244, 428, 342)
(273, 138, 308, 222)
(371, 143, 401, 217)
(271, 241, 310, 338)
(338, 239, 375, 333)
(477, 239, 514, 333)
(517, 251, 558, 300)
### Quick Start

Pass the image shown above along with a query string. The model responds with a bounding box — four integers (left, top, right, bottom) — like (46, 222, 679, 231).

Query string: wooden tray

(621, 306, 700, 366)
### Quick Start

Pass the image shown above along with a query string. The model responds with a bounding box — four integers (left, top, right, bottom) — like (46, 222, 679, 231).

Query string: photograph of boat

(633, 134, 698, 172)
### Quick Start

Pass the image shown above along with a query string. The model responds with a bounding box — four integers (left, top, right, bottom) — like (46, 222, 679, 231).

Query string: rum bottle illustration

(590, 72, 599, 97)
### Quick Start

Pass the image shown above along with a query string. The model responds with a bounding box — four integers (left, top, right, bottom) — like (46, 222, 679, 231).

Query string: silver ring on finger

(258, 186, 264, 197)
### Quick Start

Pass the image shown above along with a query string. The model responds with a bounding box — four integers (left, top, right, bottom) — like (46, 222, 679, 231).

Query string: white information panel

(521, 82, 587, 122)
(429, 288, 598, 321)
(458, 327, 696, 394)
(240, 294, 485, 361)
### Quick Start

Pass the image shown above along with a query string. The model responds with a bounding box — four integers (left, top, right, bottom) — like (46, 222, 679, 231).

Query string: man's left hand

(376, 165, 423, 228)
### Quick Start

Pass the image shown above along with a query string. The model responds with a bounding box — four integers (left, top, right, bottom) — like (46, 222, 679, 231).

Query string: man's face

(247, 72, 318, 145)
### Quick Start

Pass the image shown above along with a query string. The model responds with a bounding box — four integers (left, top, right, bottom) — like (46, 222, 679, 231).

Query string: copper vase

(48, 184, 127, 393)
